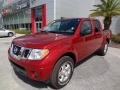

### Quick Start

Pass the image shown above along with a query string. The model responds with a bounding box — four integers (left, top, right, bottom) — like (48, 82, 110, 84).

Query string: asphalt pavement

(0, 35, 120, 90)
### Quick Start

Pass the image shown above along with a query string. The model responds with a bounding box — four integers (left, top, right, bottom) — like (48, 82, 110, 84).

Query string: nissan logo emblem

(13, 47, 18, 53)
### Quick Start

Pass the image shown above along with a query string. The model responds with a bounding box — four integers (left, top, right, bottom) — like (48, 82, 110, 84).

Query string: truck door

(80, 20, 96, 57)
(93, 20, 103, 49)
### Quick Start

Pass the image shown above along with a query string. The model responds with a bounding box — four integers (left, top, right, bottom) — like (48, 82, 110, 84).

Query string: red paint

(8, 18, 111, 82)
(42, 4, 46, 29)
(31, 8, 36, 33)
(31, 4, 46, 33)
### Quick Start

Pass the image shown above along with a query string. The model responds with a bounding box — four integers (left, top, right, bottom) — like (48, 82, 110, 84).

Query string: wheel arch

(8, 32, 14, 35)
(57, 52, 77, 66)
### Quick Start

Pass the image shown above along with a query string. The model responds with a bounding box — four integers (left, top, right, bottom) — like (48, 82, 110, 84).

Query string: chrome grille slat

(10, 44, 31, 60)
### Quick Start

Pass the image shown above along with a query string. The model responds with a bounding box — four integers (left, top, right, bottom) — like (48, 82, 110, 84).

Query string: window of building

(35, 7, 42, 22)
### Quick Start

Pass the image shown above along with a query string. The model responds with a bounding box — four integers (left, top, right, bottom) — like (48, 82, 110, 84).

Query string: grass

(13, 29, 31, 35)
(112, 34, 120, 43)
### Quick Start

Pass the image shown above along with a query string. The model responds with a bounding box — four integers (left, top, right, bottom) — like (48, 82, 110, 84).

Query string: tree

(90, 0, 120, 30)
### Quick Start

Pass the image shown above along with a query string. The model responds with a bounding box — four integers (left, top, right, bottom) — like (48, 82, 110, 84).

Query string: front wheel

(97, 41, 108, 56)
(50, 56, 74, 89)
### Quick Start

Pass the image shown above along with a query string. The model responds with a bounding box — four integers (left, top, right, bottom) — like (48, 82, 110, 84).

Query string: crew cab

(8, 18, 111, 89)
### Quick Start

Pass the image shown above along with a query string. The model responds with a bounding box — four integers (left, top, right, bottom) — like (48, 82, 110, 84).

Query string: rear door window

(93, 20, 101, 32)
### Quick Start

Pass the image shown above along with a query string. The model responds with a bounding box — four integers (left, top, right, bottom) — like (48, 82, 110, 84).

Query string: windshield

(44, 19, 80, 35)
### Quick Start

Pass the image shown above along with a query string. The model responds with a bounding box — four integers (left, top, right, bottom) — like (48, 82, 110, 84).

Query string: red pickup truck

(8, 18, 111, 89)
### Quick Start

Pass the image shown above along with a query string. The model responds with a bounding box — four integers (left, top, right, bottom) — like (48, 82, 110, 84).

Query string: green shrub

(13, 29, 31, 35)
(112, 34, 120, 43)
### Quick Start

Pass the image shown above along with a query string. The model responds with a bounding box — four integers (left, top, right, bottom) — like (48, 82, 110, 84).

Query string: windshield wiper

(40, 30, 47, 32)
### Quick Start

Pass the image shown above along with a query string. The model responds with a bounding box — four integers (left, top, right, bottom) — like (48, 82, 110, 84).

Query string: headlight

(28, 49, 49, 60)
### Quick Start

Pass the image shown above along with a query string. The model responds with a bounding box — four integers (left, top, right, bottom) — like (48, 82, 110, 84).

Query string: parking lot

(0, 35, 120, 90)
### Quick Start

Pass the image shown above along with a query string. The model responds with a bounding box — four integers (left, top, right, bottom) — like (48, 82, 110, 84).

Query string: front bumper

(8, 53, 52, 81)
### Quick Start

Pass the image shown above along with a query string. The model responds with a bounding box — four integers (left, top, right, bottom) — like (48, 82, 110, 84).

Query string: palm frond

(90, 12, 105, 17)
(90, 0, 120, 17)
(101, 0, 107, 6)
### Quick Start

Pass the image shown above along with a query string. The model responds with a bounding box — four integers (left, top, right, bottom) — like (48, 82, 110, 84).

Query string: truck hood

(13, 32, 71, 48)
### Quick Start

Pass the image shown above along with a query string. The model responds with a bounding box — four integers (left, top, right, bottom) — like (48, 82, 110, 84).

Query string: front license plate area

(11, 63, 27, 77)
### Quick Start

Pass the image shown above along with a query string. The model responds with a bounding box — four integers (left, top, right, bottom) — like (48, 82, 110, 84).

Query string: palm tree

(90, 0, 120, 30)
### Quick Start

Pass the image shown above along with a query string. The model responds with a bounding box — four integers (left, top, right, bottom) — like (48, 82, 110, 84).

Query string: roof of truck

(57, 17, 98, 21)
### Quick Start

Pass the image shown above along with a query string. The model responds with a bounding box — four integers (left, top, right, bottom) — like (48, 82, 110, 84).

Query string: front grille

(23, 49, 31, 58)
(10, 44, 31, 59)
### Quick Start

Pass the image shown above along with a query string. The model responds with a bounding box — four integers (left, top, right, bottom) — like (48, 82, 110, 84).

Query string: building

(0, 0, 120, 34)
(1, 0, 31, 30)
(30, 0, 96, 33)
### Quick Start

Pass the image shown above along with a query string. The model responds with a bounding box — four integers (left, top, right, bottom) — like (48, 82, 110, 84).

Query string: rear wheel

(8, 32, 14, 37)
(50, 56, 74, 89)
(97, 41, 108, 56)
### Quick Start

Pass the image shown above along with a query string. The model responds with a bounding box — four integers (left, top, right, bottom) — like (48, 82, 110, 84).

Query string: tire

(97, 41, 108, 56)
(8, 32, 14, 37)
(50, 56, 74, 89)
